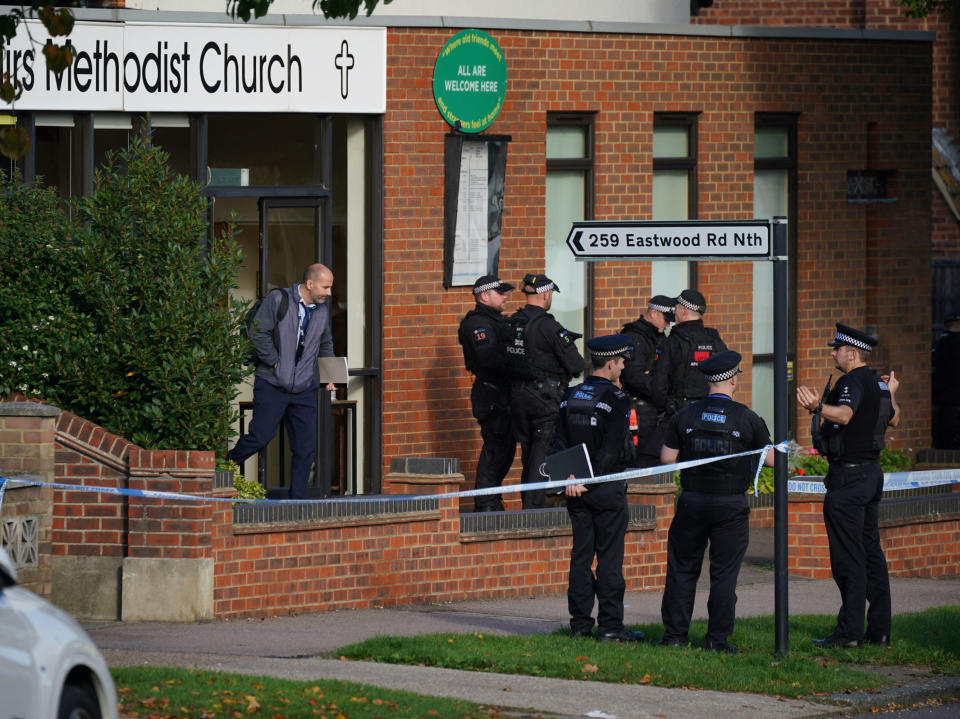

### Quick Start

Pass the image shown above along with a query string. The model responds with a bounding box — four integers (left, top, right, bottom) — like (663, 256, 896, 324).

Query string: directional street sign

(565, 220, 771, 260)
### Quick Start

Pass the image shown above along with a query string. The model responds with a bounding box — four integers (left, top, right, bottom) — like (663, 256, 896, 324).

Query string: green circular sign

(433, 29, 507, 133)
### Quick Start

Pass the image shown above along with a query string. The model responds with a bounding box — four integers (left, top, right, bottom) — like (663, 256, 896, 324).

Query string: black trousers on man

(471, 380, 516, 511)
(511, 381, 563, 509)
(823, 462, 891, 642)
(567, 481, 629, 636)
(661, 491, 749, 645)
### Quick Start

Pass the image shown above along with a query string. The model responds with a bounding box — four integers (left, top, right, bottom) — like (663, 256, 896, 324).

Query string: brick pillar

(121, 447, 216, 621)
(383, 457, 463, 529)
(0, 401, 59, 597)
(788, 492, 832, 579)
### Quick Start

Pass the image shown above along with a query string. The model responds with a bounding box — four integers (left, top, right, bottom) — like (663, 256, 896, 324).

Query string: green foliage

(899, 0, 958, 19)
(753, 442, 914, 494)
(0, 172, 92, 399)
(56, 138, 250, 451)
(221, 459, 267, 500)
(1, 139, 250, 452)
(227, 0, 392, 22)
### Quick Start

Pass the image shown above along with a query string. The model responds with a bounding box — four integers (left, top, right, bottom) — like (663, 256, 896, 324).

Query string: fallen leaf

(582, 663, 599, 673)
(639, 674, 651, 684)
(245, 695, 260, 713)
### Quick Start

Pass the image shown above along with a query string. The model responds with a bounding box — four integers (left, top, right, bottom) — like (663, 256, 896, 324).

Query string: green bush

(219, 459, 266, 501)
(58, 138, 250, 450)
(1, 139, 250, 452)
(0, 172, 92, 398)
(753, 442, 914, 494)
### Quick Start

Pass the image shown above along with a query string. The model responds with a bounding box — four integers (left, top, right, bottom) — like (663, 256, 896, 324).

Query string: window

(753, 114, 797, 432)
(546, 113, 594, 338)
(652, 114, 698, 295)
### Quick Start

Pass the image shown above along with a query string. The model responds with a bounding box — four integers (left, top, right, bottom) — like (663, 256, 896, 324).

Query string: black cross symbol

(334, 40, 354, 99)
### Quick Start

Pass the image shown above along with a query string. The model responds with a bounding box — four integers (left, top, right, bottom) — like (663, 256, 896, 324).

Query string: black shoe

(598, 629, 646, 643)
(657, 637, 686, 647)
(865, 635, 891, 647)
(705, 640, 738, 654)
(570, 629, 593, 639)
(813, 634, 861, 649)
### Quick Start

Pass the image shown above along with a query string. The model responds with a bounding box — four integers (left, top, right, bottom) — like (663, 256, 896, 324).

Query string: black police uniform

(818, 329, 894, 645)
(509, 304, 585, 509)
(620, 315, 667, 467)
(458, 300, 516, 511)
(651, 318, 726, 418)
(932, 325, 960, 449)
(553, 339, 636, 639)
(660, 353, 770, 649)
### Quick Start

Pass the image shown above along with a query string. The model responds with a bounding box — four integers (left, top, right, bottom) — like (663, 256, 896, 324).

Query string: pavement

(87, 529, 960, 719)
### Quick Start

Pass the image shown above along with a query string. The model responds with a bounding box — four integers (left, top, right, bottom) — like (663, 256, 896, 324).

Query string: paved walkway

(89, 529, 960, 719)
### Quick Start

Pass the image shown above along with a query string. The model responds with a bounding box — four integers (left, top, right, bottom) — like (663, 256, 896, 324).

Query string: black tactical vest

(505, 311, 559, 381)
(561, 380, 633, 473)
(669, 324, 726, 402)
(679, 398, 754, 494)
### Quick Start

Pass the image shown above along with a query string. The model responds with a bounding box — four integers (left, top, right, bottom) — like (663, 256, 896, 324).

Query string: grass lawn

(335, 607, 960, 699)
(111, 666, 507, 719)
(110, 607, 960, 718)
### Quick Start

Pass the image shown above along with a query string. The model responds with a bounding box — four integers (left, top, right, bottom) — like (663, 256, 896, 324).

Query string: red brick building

(3, 2, 942, 496)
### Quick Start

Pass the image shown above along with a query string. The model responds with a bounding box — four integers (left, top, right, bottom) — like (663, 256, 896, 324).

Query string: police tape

(4, 444, 955, 509)
(787, 469, 960, 495)
(0, 444, 788, 510)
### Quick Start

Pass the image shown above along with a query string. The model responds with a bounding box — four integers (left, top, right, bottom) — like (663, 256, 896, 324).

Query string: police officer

(458, 275, 517, 512)
(555, 334, 643, 642)
(659, 351, 774, 653)
(507, 273, 585, 509)
(797, 323, 901, 648)
(932, 313, 960, 449)
(651, 289, 727, 422)
(621, 295, 675, 467)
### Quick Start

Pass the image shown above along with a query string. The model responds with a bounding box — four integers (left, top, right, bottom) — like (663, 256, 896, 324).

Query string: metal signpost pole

(772, 216, 790, 656)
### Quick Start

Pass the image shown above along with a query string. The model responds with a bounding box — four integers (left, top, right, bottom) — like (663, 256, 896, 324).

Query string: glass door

(257, 196, 335, 498)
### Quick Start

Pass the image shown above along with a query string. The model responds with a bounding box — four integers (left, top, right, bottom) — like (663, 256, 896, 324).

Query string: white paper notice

(452, 141, 489, 284)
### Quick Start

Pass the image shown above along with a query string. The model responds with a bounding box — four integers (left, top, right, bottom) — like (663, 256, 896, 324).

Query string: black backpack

(243, 289, 290, 365)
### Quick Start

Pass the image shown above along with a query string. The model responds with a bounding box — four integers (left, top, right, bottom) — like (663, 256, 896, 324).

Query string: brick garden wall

(789, 494, 960, 579)
(381, 26, 933, 489)
(210, 474, 675, 619)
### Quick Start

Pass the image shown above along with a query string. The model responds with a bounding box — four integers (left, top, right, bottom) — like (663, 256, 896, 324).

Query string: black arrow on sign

(569, 230, 584, 253)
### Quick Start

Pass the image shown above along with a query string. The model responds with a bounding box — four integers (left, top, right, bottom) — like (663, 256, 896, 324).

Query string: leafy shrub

(753, 442, 914, 494)
(219, 459, 266, 500)
(57, 137, 250, 450)
(0, 172, 92, 398)
(1, 139, 250, 452)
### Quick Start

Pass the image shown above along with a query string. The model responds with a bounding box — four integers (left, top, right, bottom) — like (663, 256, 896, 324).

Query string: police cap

(828, 323, 877, 352)
(587, 333, 633, 360)
(648, 294, 676, 323)
(472, 275, 514, 295)
(521, 273, 560, 294)
(698, 350, 743, 382)
(675, 289, 707, 314)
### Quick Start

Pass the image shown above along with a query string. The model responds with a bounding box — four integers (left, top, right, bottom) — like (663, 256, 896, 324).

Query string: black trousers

(511, 382, 561, 509)
(823, 461, 891, 641)
(633, 403, 665, 468)
(471, 381, 516, 511)
(566, 481, 629, 635)
(661, 491, 749, 645)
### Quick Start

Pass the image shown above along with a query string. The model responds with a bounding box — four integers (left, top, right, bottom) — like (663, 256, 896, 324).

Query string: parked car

(0, 547, 118, 719)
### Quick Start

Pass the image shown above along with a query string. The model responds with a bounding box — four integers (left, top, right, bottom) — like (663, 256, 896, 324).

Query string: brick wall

(694, 1, 959, 260)
(0, 403, 57, 595)
(788, 493, 960, 579)
(53, 410, 215, 562)
(382, 27, 933, 484)
(211, 473, 675, 619)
